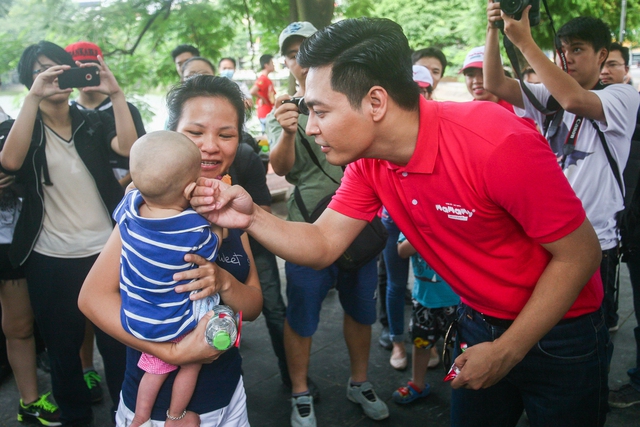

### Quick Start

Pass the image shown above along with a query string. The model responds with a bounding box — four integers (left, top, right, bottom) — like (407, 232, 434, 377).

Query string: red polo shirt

(329, 98, 602, 320)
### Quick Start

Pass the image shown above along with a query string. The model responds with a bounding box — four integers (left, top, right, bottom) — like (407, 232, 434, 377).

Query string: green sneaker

(84, 370, 104, 404)
(18, 392, 61, 426)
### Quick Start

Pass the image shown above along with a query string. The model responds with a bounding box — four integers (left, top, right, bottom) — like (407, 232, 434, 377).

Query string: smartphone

(58, 67, 100, 89)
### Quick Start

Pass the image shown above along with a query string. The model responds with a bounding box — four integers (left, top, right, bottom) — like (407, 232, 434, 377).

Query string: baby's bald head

(130, 130, 201, 205)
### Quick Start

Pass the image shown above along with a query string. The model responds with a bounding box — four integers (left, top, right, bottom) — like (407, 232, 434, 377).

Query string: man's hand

(450, 340, 523, 390)
(501, 6, 536, 50)
(486, 1, 503, 29)
(274, 94, 300, 135)
(190, 177, 257, 230)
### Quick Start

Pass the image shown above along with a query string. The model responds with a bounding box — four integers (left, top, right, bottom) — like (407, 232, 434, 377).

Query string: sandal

(392, 381, 430, 404)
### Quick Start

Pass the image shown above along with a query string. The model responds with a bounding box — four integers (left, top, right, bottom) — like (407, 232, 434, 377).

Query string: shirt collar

(384, 96, 439, 174)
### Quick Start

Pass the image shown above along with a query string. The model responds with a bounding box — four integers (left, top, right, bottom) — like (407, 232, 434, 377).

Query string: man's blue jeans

(451, 303, 610, 427)
(624, 251, 640, 388)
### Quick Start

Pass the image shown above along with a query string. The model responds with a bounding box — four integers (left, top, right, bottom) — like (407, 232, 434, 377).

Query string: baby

(113, 130, 223, 426)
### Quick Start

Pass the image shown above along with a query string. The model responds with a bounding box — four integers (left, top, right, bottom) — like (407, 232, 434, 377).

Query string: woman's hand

(29, 65, 72, 100)
(78, 55, 123, 97)
(172, 312, 225, 365)
(165, 411, 201, 427)
(174, 254, 231, 297)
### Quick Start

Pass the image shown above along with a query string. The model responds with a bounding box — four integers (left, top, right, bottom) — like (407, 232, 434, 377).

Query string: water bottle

(204, 305, 238, 350)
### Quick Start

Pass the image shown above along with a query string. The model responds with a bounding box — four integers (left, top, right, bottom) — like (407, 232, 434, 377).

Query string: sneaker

(392, 381, 430, 404)
(378, 327, 392, 350)
(83, 370, 103, 404)
(609, 324, 620, 333)
(346, 380, 389, 420)
(283, 377, 321, 403)
(609, 383, 640, 408)
(291, 394, 316, 427)
(18, 392, 62, 426)
(428, 348, 440, 368)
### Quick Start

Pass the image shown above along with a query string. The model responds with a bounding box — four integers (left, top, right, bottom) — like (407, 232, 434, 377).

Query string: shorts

(285, 257, 378, 337)
(0, 244, 25, 281)
(409, 301, 456, 349)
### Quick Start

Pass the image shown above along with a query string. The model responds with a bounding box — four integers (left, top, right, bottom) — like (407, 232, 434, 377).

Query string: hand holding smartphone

(58, 66, 100, 89)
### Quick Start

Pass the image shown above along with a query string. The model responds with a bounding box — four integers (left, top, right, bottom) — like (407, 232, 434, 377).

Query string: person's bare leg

(411, 346, 430, 390)
(0, 279, 38, 403)
(284, 320, 311, 393)
(167, 364, 201, 419)
(79, 319, 95, 371)
(343, 313, 371, 383)
(131, 371, 168, 427)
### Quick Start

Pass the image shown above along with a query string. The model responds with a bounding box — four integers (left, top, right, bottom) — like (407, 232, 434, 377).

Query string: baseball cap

(412, 65, 433, 88)
(461, 46, 485, 72)
(65, 41, 103, 63)
(279, 22, 318, 55)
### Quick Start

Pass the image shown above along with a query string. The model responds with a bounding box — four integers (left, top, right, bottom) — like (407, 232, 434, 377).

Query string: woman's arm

(174, 232, 263, 321)
(397, 239, 417, 259)
(79, 57, 137, 157)
(79, 227, 224, 366)
(1, 66, 71, 171)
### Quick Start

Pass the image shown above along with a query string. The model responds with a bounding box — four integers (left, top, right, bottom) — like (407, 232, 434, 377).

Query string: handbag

(292, 129, 387, 271)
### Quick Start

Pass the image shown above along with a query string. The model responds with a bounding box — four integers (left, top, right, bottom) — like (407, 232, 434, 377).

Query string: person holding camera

(265, 21, 388, 427)
(0, 41, 136, 426)
(483, 4, 639, 338)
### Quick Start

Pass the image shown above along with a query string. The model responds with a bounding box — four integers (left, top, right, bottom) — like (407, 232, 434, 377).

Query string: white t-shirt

(515, 83, 639, 250)
(34, 126, 113, 257)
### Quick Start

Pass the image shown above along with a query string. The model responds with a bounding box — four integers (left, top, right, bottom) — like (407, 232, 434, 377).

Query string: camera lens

(500, 0, 527, 15)
(297, 98, 310, 116)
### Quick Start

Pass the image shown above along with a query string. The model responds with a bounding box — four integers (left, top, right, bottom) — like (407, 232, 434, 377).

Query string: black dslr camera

(282, 97, 309, 115)
(495, 0, 540, 29)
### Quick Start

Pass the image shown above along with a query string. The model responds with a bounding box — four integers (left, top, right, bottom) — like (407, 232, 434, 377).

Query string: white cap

(279, 22, 318, 55)
(462, 46, 485, 72)
(412, 65, 433, 88)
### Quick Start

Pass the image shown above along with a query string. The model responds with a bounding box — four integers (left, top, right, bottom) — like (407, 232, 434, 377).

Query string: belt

(472, 308, 590, 330)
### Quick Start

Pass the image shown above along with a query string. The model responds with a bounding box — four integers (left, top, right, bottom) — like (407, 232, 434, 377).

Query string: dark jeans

(26, 252, 126, 426)
(451, 303, 610, 427)
(625, 251, 640, 387)
(377, 254, 388, 328)
(249, 237, 288, 380)
(601, 247, 620, 328)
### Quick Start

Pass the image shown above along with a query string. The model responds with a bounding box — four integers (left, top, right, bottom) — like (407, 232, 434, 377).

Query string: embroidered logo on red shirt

(435, 203, 475, 221)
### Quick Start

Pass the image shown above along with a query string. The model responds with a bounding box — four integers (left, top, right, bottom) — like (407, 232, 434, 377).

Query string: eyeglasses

(604, 62, 626, 69)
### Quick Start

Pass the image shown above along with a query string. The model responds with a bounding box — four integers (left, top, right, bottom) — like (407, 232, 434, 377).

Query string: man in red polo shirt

(193, 18, 608, 427)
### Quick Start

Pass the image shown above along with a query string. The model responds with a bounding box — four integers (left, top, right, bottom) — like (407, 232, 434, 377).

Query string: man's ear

(597, 48, 608, 67)
(183, 181, 197, 201)
(366, 86, 388, 123)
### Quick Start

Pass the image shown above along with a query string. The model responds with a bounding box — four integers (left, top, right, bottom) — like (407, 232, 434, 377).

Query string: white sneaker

(291, 395, 316, 427)
(346, 380, 389, 420)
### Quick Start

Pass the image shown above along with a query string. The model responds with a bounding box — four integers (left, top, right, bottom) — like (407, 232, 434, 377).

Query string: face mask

(220, 69, 235, 79)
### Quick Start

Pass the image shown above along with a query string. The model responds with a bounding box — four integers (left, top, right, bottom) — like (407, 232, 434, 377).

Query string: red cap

(65, 41, 103, 63)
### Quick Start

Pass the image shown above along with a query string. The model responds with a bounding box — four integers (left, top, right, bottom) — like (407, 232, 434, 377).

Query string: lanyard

(560, 115, 584, 168)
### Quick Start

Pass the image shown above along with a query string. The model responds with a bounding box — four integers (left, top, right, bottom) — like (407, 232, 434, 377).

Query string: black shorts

(0, 244, 25, 281)
(409, 300, 456, 349)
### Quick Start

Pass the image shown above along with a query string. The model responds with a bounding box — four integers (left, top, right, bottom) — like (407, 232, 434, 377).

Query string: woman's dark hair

(411, 47, 448, 76)
(181, 57, 216, 75)
(18, 41, 75, 89)
(298, 17, 419, 112)
(166, 75, 246, 133)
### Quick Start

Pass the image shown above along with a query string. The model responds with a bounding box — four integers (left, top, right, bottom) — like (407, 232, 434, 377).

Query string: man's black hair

(181, 56, 216, 75)
(411, 47, 448, 76)
(18, 41, 75, 89)
(609, 42, 630, 66)
(171, 44, 200, 61)
(259, 54, 273, 70)
(298, 17, 419, 111)
(556, 17, 611, 54)
(166, 75, 246, 133)
(219, 57, 237, 68)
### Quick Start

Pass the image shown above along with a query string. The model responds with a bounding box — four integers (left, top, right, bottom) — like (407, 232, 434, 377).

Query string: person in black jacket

(0, 40, 137, 426)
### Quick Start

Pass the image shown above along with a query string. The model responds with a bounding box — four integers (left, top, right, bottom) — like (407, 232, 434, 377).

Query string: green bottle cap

(261, 145, 269, 152)
(213, 331, 231, 350)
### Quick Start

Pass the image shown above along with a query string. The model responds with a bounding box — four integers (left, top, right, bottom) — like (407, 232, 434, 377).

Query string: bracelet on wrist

(166, 409, 187, 421)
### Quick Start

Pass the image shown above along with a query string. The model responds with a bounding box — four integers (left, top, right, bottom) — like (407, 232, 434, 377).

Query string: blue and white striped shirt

(113, 190, 219, 342)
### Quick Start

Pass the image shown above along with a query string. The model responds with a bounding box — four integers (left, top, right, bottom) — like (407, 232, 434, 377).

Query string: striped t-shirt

(113, 190, 219, 342)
